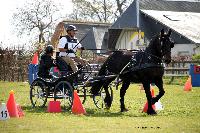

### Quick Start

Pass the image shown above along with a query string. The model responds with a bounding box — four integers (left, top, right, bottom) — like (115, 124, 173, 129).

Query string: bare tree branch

(69, 0, 133, 22)
(12, 0, 62, 45)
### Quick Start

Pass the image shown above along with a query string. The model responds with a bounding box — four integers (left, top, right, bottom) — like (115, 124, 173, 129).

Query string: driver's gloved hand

(66, 49, 74, 53)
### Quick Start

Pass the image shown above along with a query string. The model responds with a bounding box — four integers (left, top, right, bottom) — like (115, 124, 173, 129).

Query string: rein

(114, 40, 171, 90)
(142, 51, 163, 63)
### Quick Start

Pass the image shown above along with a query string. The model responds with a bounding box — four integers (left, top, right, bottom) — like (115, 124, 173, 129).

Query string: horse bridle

(131, 36, 173, 65)
(160, 36, 174, 57)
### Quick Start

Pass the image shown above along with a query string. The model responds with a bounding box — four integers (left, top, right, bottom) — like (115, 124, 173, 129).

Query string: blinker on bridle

(159, 36, 171, 57)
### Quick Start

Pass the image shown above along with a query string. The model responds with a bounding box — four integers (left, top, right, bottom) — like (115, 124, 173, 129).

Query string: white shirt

(58, 36, 82, 57)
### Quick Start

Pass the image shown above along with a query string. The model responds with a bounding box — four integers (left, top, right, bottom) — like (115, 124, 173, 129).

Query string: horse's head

(158, 29, 175, 64)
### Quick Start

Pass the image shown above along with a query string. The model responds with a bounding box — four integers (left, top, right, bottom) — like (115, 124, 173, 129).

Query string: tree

(68, 0, 113, 22)
(68, 0, 133, 22)
(116, 0, 130, 15)
(12, 0, 62, 45)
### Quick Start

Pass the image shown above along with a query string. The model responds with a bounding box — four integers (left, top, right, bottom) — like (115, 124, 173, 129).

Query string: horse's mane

(147, 35, 160, 49)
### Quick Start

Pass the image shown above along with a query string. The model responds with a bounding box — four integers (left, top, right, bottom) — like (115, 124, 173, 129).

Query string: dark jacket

(37, 54, 56, 78)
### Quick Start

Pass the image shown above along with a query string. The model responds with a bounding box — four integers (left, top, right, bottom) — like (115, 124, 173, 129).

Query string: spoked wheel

(54, 81, 73, 111)
(30, 79, 48, 108)
(93, 86, 113, 109)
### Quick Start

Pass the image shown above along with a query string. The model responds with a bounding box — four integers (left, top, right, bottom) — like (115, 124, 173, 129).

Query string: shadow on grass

(22, 106, 47, 113)
(22, 106, 148, 117)
(85, 108, 148, 118)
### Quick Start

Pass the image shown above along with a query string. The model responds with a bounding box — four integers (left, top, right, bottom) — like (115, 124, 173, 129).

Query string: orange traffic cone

(184, 76, 192, 91)
(151, 86, 155, 96)
(72, 90, 86, 115)
(47, 101, 61, 113)
(31, 52, 38, 64)
(6, 90, 19, 118)
(142, 86, 156, 113)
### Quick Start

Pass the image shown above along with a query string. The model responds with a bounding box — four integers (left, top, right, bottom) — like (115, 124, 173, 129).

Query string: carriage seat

(55, 56, 74, 77)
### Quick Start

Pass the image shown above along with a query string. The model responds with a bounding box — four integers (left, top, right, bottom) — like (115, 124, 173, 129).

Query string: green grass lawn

(0, 81, 200, 133)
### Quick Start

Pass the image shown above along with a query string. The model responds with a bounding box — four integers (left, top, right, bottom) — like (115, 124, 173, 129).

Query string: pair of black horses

(91, 29, 175, 115)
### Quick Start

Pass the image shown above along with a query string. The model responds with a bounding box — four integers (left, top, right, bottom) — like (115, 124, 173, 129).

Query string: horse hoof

(147, 110, 157, 115)
(104, 105, 110, 110)
(121, 108, 129, 112)
(104, 106, 110, 110)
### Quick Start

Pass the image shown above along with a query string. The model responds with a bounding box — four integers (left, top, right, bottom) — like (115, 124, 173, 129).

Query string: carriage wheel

(30, 79, 48, 108)
(54, 81, 73, 111)
(93, 86, 113, 109)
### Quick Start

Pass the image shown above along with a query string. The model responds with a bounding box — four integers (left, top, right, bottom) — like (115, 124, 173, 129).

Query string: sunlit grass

(0, 81, 200, 133)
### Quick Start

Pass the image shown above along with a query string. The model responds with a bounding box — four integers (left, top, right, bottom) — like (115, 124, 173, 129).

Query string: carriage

(30, 29, 174, 115)
(29, 56, 115, 110)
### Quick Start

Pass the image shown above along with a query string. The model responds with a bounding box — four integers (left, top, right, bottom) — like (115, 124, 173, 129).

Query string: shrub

(192, 54, 200, 60)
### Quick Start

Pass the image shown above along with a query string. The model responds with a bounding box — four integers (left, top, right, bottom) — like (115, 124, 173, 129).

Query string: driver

(58, 25, 87, 72)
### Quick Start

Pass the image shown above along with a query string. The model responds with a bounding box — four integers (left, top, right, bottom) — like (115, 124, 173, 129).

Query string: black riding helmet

(66, 25, 78, 32)
(45, 45, 54, 54)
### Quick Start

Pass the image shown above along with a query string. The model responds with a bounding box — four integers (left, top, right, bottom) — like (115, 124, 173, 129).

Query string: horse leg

(143, 82, 157, 115)
(152, 78, 165, 104)
(120, 80, 130, 112)
(103, 83, 112, 109)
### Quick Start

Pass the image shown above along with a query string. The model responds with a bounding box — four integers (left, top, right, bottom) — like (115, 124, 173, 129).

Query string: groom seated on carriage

(37, 45, 57, 79)
(37, 44, 76, 79)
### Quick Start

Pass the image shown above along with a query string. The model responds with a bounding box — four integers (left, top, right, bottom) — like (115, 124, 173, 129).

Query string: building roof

(111, 1, 138, 29)
(141, 9, 200, 43)
(51, 22, 65, 47)
(140, 0, 200, 13)
(111, 0, 200, 29)
(109, 0, 200, 46)
(63, 20, 111, 43)
(51, 20, 111, 52)
(109, 0, 138, 48)
(107, 29, 122, 49)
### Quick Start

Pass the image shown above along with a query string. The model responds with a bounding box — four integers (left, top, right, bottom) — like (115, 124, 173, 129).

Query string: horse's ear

(161, 29, 164, 36)
(167, 29, 172, 37)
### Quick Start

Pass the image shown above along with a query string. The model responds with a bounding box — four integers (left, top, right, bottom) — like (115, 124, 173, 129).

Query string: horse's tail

(90, 62, 107, 95)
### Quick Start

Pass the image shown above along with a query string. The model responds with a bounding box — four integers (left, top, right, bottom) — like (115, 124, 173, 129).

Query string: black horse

(91, 29, 175, 115)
